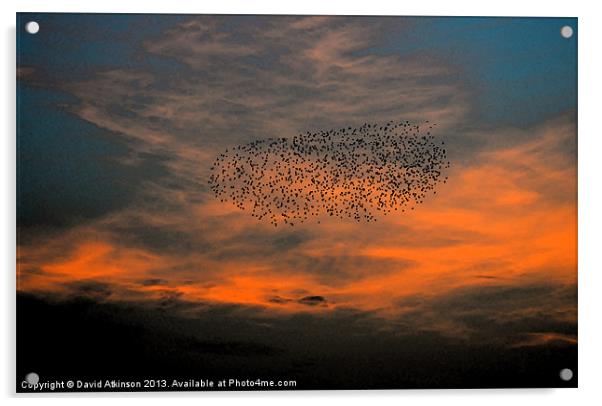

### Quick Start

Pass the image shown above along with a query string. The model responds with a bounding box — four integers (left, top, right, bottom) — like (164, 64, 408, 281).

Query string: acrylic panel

(16, 13, 578, 392)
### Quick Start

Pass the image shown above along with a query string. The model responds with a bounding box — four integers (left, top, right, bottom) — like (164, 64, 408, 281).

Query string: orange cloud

(16, 16, 576, 346)
(18, 113, 576, 331)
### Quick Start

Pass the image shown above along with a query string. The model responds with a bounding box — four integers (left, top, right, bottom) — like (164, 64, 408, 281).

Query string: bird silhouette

(208, 120, 450, 226)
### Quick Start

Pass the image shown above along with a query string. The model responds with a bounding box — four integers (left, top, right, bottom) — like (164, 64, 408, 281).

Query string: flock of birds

(209, 120, 450, 227)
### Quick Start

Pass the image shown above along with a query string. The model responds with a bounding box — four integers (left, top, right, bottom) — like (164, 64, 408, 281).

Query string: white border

(3, 1, 601, 405)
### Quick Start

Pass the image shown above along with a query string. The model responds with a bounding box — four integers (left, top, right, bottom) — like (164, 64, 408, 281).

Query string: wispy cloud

(17, 16, 576, 348)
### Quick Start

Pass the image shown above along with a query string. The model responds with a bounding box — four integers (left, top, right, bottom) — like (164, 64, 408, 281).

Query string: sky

(16, 14, 577, 389)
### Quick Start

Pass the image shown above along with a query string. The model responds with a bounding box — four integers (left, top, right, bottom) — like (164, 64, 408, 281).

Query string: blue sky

(18, 14, 576, 124)
(378, 17, 577, 125)
(17, 13, 577, 234)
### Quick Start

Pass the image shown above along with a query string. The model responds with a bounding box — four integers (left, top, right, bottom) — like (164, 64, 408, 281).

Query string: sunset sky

(17, 14, 577, 389)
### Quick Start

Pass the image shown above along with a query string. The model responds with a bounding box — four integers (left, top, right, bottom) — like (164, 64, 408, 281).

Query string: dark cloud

(267, 295, 292, 304)
(298, 295, 327, 306)
(65, 281, 114, 300)
(187, 340, 280, 357)
(103, 217, 210, 256)
(281, 254, 414, 285)
(268, 294, 329, 307)
(140, 278, 168, 286)
(16, 267, 45, 283)
(435, 283, 575, 312)
(16, 86, 173, 241)
(18, 290, 577, 389)
(207, 227, 312, 261)
(393, 282, 577, 347)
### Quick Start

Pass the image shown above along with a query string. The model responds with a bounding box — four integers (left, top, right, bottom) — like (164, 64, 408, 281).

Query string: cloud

(17, 17, 576, 359)
(65, 280, 113, 300)
(392, 282, 577, 348)
(18, 286, 576, 388)
(51, 17, 468, 210)
(298, 295, 327, 306)
(18, 111, 577, 322)
(140, 278, 168, 286)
